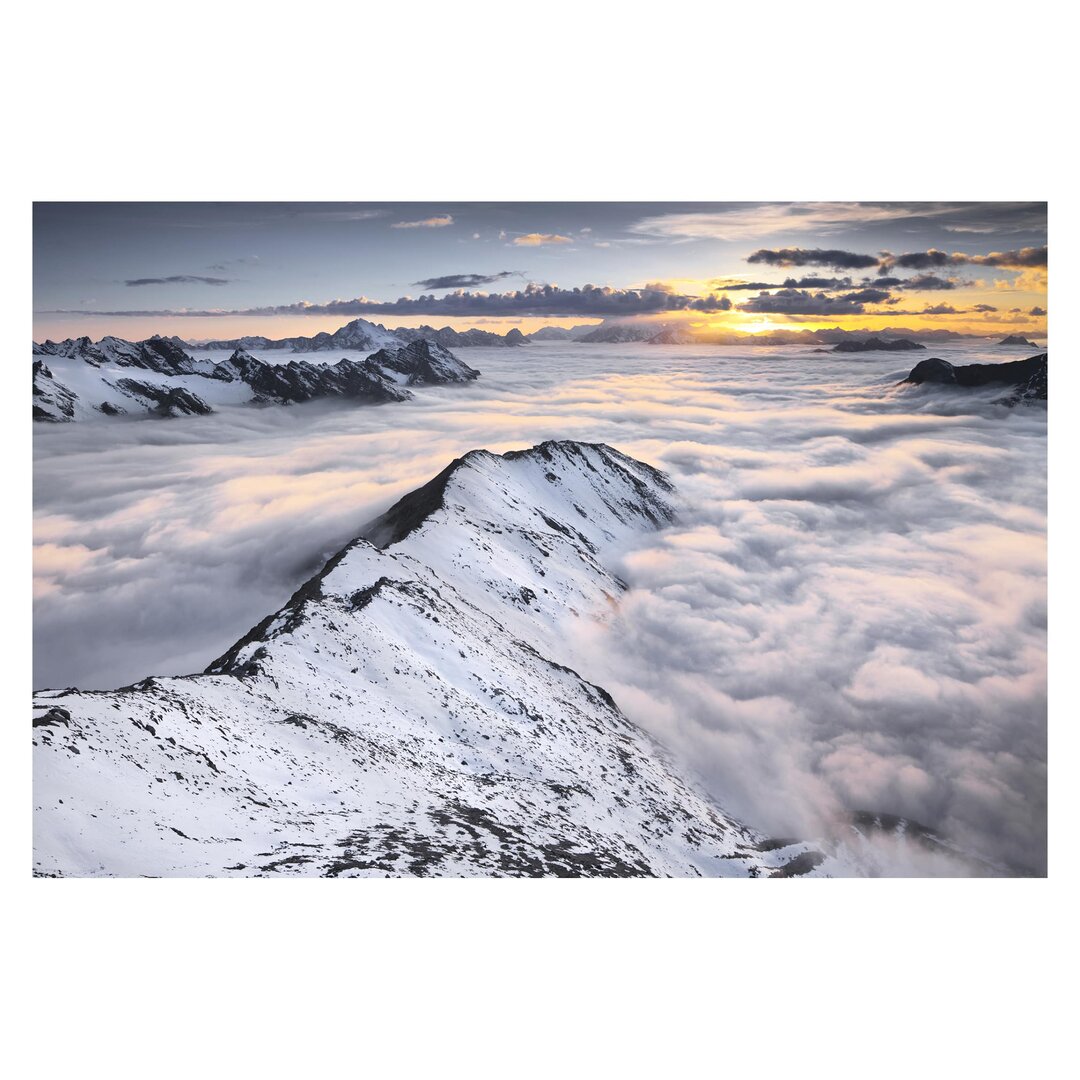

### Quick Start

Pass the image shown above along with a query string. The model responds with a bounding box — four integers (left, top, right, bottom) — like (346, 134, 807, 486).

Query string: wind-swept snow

(33, 441, 837, 878)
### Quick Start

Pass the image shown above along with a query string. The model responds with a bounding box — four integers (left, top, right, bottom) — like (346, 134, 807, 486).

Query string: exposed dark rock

(213, 348, 409, 406)
(33, 706, 71, 729)
(32, 329, 483, 422)
(361, 457, 467, 548)
(905, 357, 959, 384)
(32, 359, 77, 421)
(904, 353, 1047, 404)
(832, 336, 925, 353)
(111, 379, 214, 417)
(365, 339, 480, 386)
(769, 850, 827, 877)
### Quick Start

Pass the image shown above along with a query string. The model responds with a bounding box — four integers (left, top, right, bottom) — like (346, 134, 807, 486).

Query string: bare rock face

(905, 357, 959, 384)
(214, 348, 410, 405)
(32, 360, 77, 421)
(365, 339, 481, 385)
(904, 353, 1047, 404)
(110, 379, 214, 417)
(833, 336, 925, 353)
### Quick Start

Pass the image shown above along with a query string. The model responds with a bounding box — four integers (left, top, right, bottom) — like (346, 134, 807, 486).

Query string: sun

(727, 317, 791, 335)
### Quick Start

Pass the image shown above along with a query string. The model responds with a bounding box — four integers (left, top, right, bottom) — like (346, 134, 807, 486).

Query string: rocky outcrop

(34, 334, 200, 375)
(212, 348, 409, 406)
(833, 336, 926, 353)
(903, 353, 1047, 405)
(32, 360, 77, 421)
(365, 339, 480, 386)
(108, 378, 215, 417)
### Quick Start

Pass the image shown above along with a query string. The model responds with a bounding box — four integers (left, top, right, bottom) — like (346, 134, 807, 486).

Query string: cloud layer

(56, 242, 1044, 325)
(391, 214, 454, 229)
(748, 244, 1048, 275)
(125, 275, 231, 287)
(34, 342, 1046, 873)
(43, 282, 736, 319)
(513, 233, 573, 246)
(748, 248, 880, 270)
(411, 271, 521, 290)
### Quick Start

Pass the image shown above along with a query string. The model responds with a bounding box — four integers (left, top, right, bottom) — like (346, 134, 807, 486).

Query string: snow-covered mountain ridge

(34, 440, 850, 878)
(33, 331, 479, 422)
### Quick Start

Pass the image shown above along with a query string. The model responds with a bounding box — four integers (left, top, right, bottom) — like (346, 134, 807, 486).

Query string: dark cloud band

(748, 248, 881, 270)
(737, 288, 892, 315)
(881, 246, 1048, 271)
(750, 245, 1047, 276)
(411, 271, 521, 290)
(42, 282, 737, 319)
(125, 275, 231, 287)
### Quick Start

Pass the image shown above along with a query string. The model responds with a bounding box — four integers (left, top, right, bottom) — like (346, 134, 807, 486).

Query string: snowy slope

(33, 440, 837, 878)
(32, 336, 480, 421)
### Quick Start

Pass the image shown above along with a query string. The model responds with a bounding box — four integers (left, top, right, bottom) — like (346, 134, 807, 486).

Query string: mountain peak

(34, 441, 838, 878)
(362, 440, 673, 550)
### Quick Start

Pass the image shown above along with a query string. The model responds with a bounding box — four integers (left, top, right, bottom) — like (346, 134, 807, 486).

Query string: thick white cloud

(33, 342, 1046, 871)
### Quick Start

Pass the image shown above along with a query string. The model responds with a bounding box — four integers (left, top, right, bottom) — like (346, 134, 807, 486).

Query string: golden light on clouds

(513, 233, 574, 246)
(390, 215, 454, 229)
(31, 204, 1046, 343)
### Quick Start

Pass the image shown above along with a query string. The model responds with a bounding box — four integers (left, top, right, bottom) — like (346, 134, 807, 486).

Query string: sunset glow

(33, 202, 1047, 345)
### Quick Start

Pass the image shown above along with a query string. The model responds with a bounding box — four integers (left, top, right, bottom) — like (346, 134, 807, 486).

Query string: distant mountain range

(194, 319, 529, 353)
(394, 325, 529, 348)
(34, 316, 1027, 383)
(33, 326, 479, 422)
(831, 336, 926, 353)
(34, 314, 1046, 424)
(524, 322, 990, 348)
(525, 324, 597, 341)
(575, 323, 667, 343)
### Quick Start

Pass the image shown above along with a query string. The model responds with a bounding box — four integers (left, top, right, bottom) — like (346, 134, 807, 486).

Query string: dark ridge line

(902, 352, 1047, 388)
(208, 441, 647, 675)
(204, 539, 377, 676)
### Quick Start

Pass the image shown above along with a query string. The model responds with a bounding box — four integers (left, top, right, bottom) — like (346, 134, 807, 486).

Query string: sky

(33, 202, 1048, 342)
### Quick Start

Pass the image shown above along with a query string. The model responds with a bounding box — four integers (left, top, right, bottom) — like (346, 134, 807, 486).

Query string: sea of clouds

(33, 342, 1047, 872)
